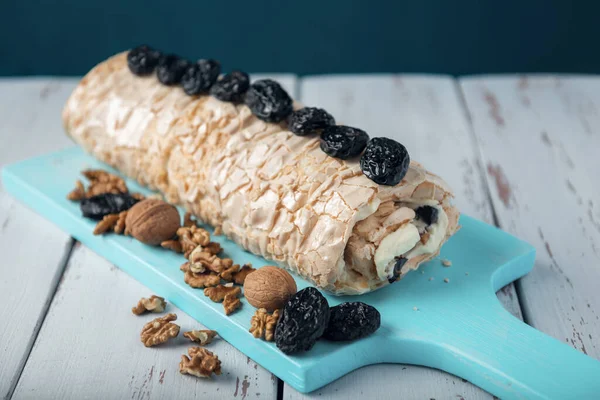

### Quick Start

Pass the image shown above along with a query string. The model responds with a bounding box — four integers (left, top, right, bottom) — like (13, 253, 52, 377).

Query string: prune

(80, 193, 139, 220)
(415, 206, 438, 225)
(320, 125, 369, 159)
(244, 79, 293, 122)
(288, 107, 335, 135)
(127, 45, 161, 76)
(210, 70, 250, 103)
(274, 287, 330, 354)
(181, 59, 221, 95)
(156, 54, 190, 85)
(360, 137, 410, 186)
(323, 302, 381, 341)
(388, 257, 407, 283)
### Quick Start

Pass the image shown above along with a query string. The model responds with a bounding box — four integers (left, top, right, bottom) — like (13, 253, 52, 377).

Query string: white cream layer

(374, 205, 448, 280)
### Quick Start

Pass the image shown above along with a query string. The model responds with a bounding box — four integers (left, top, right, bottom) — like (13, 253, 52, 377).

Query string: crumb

(428, 277, 434, 281)
(465, 272, 469, 276)
(443, 278, 450, 283)
(413, 307, 418, 311)
(420, 270, 425, 274)
(441, 259, 452, 267)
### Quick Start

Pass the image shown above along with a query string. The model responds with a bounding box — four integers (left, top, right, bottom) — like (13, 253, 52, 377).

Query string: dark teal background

(1, 0, 596, 76)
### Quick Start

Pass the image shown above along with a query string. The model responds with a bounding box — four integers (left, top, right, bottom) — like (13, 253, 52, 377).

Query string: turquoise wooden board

(3, 146, 600, 399)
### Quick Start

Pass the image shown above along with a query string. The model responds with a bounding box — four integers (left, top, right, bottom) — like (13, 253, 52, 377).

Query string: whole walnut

(125, 199, 181, 245)
(244, 266, 297, 312)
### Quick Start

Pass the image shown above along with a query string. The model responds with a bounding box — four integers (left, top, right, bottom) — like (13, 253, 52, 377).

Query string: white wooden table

(0, 75, 598, 400)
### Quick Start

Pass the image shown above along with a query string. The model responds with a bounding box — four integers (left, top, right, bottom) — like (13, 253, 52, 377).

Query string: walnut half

(223, 294, 242, 315)
(140, 313, 180, 347)
(132, 295, 166, 315)
(183, 330, 217, 345)
(181, 262, 220, 288)
(93, 211, 128, 235)
(249, 308, 280, 341)
(204, 285, 241, 303)
(83, 169, 128, 197)
(188, 248, 231, 274)
(67, 180, 85, 201)
(178, 226, 211, 256)
(180, 347, 222, 378)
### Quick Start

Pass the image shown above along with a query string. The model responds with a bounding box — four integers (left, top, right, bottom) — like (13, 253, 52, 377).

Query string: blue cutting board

(3, 147, 600, 399)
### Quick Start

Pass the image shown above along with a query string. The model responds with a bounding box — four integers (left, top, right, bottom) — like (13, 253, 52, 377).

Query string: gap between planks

(453, 79, 527, 323)
(458, 75, 600, 360)
(5, 239, 75, 400)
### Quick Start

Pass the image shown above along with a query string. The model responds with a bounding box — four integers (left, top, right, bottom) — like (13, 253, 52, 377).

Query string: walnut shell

(125, 199, 180, 245)
(244, 266, 297, 312)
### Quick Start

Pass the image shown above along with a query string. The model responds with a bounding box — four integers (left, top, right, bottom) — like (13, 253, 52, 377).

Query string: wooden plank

(284, 75, 512, 399)
(11, 74, 295, 399)
(460, 76, 600, 360)
(0, 78, 79, 168)
(12, 244, 277, 400)
(0, 79, 77, 399)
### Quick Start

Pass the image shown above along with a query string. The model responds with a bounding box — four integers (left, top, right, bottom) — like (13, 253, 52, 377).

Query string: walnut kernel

(114, 211, 128, 234)
(179, 347, 222, 378)
(178, 226, 211, 256)
(183, 330, 217, 345)
(140, 313, 180, 347)
(265, 309, 280, 341)
(83, 169, 128, 197)
(223, 294, 241, 315)
(67, 180, 85, 201)
(220, 264, 240, 282)
(181, 262, 220, 288)
(198, 242, 222, 256)
(132, 295, 166, 315)
(233, 264, 255, 285)
(204, 285, 241, 303)
(249, 308, 280, 341)
(93, 213, 120, 235)
(161, 239, 183, 253)
(188, 248, 232, 274)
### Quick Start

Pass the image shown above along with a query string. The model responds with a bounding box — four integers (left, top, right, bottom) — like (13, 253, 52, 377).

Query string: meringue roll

(63, 52, 459, 295)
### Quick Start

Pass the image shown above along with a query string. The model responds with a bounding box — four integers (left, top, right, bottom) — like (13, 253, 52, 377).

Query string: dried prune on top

(181, 59, 221, 95)
(415, 206, 438, 225)
(320, 125, 369, 159)
(288, 107, 335, 136)
(244, 79, 293, 122)
(274, 287, 330, 354)
(156, 54, 190, 85)
(323, 302, 381, 341)
(80, 193, 139, 220)
(127, 45, 161, 76)
(388, 256, 407, 284)
(360, 137, 410, 186)
(210, 70, 250, 103)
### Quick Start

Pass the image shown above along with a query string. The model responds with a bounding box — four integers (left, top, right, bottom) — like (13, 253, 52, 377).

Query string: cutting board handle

(394, 289, 600, 399)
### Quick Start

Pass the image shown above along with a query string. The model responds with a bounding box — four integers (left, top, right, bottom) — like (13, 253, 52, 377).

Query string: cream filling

(406, 205, 448, 258)
(374, 223, 420, 279)
(374, 205, 448, 280)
